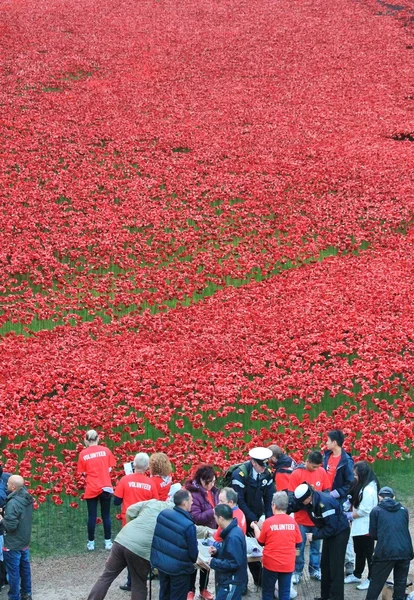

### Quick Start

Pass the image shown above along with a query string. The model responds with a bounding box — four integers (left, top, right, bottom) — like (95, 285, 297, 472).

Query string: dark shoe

(119, 584, 131, 591)
(21, 595, 32, 600)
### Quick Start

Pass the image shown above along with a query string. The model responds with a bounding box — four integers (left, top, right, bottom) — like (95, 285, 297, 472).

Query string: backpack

(220, 462, 249, 488)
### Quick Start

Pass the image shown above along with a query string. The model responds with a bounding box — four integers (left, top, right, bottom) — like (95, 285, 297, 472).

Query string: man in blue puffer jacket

(151, 488, 198, 600)
(207, 504, 248, 600)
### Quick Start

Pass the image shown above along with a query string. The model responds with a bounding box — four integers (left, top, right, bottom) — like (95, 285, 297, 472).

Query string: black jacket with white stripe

(306, 490, 350, 540)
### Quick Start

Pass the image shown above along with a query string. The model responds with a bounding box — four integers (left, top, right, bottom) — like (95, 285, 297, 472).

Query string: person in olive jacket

(0, 475, 34, 600)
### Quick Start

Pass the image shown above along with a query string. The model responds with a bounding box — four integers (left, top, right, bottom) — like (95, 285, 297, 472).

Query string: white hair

(134, 453, 149, 472)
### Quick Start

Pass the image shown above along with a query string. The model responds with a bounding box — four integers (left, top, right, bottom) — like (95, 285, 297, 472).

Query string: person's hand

(330, 490, 340, 499)
(251, 521, 259, 530)
(209, 546, 217, 556)
(306, 532, 313, 543)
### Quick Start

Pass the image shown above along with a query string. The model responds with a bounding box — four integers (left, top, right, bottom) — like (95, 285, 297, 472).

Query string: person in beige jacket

(87, 485, 212, 600)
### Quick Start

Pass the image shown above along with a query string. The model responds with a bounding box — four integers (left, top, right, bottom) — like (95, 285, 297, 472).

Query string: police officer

(231, 447, 274, 586)
(294, 483, 349, 600)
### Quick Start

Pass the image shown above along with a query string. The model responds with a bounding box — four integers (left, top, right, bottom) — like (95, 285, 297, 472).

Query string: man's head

(134, 452, 150, 473)
(294, 483, 313, 505)
(272, 491, 289, 513)
(214, 503, 233, 529)
(249, 447, 273, 474)
(378, 486, 394, 500)
(268, 445, 283, 465)
(306, 450, 323, 472)
(7, 475, 25, 493)
(174, 489, 192, 511)
(326, 430, 345, 451)
(218, 487, 238, 507)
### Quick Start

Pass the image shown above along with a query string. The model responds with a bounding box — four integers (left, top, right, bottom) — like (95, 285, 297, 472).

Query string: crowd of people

(0, 428, 412, 600)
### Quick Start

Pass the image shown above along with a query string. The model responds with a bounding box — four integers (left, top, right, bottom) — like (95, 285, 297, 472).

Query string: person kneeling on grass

(206, 504, 248, 600)
(252, 491, 302, 600)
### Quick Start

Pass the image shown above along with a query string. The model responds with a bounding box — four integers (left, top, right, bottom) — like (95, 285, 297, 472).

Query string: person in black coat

(294, 484, 350, 600)
(0, 466, 11, 590)
(207, 504, 248, 600)
(150, 489, 198, 600)
(365, 487, 414, 600)
(231, 447, 274, 587)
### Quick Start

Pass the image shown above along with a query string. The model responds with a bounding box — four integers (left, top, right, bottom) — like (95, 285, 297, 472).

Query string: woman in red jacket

(77, 429, 116, 551)
(149, 452, 173, 501)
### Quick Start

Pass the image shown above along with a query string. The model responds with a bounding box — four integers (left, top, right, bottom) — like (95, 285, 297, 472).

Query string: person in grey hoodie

(0, 475, 34, 600)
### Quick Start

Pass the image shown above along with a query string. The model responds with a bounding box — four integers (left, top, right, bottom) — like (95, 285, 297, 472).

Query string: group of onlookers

(78, 428, 413, 600)
(0, 427, 412, 600)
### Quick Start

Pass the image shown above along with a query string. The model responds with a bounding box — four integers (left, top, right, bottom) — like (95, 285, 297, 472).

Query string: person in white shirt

(343, 461, 379, 590)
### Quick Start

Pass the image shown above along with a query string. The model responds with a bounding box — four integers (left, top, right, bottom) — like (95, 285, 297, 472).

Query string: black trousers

(366, 559, 411, 600)
(353, 535, 374, 579)
(320, 527, 350, 600)
(189, 567, 209, 593)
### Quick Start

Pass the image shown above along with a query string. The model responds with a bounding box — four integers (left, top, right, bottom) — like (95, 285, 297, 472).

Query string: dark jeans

(216, 583, 245, 600)
(366, 559, 411, 600)
(87, 541, 149, 600)
(352, 535, 374, 579)
(3, 549, 32, 600)
(296, 524, 321, 575)
(249, 560, 262, 586)
(0, 559, 7, 587)
(86, 491, 112, 541)
(190, 567, 209, 593)
(262, 568, 292, 600)
(320, 527, 350, 600)
(158, 570, 191, 600)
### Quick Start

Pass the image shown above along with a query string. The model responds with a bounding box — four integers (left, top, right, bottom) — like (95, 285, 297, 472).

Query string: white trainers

(104, 539, 113, 550)
(357, 580, 370, 590)
(292, 573, 302, 584)
(344, 574, 361, 584)
(311, 570, 322, 581)
(86, 540, 95, 551)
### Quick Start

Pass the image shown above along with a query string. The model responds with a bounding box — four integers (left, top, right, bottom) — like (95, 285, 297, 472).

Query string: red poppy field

(1, 0, 414, 535)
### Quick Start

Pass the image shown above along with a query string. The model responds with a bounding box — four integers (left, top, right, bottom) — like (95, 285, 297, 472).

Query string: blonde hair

(149, 453, 172, 477)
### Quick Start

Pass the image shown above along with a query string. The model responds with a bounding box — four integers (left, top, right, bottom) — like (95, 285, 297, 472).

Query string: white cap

(249, 447, 273, 462)
(294, 483, 312, 502)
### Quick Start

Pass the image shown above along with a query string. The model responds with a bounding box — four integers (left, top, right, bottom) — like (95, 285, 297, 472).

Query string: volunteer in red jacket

(288, 451, 330, 583)
(252, 491, 302, 600)
(114, 452, 159, 593)
(149, 452, 173, 501)
(77, 429, 116, 551)
(114, 453, 159, 526)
